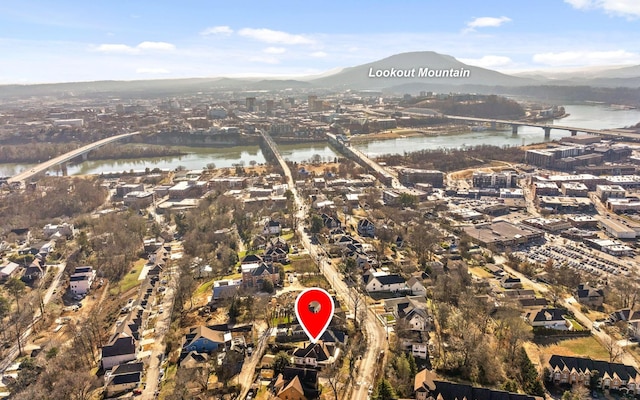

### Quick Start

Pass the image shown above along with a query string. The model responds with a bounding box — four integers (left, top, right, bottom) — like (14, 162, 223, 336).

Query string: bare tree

(603, 335, 624, 363)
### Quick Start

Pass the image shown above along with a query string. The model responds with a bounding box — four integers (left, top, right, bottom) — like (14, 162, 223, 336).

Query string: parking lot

(514, 238, 632, 278)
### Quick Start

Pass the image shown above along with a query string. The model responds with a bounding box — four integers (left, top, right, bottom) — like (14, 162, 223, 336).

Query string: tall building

(246, 97, 256, 112)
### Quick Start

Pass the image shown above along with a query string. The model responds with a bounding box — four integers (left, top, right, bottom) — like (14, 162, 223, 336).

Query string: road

(259, 130, 388, 399)
(8, 131, 141, 184)
(237, 322, 270, 399)
(0, 263, 66, 373)
(141, 267, 178, 400)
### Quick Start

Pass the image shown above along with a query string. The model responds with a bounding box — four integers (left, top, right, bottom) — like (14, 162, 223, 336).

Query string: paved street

(261, 130, 388, 400)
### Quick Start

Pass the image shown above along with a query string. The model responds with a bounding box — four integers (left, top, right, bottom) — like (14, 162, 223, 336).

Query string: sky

(1, 0, 640, 83)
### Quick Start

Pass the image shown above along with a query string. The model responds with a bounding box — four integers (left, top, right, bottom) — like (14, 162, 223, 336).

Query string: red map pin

(295, 288, 335, 343)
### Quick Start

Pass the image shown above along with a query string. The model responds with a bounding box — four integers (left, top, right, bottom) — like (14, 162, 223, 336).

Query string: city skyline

(2, 0, 640, 83)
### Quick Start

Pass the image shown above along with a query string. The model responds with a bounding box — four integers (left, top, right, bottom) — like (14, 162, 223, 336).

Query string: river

(1, 104, 639, 177)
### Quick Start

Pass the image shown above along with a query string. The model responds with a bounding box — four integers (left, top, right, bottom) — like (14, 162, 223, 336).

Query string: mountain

(311, 51, 536, 90)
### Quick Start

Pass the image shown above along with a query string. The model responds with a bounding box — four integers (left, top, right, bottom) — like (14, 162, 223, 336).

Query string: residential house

(43, 222, 74, 239)
(105, 372, 141, 397)
(269, 237, 290, 253)
(321, 213, 341, 229)
(414, 368, 543, 400)
(22, 259, 44, 284)
(357, 218, 375, 238)
(407, 276, 427, 296)
(273, 367, 319, 399)
(241, 254, 263, 265)
(548, 355, 640, 393)
(264, 219, 282, 235)
(69, 266, 96, 296)
(501, 275, 522, 289)
(525, 308, 570, 330)
(181, 326, 232, 354)
(576, 284, 604, 307)
(276, 374, 306, 400)
(242, 262, 280, 289)
(0, 262, 20, 282)
(180, 351, 210, 369)
(264, 246, 289, 264)
(101, 332, 138, 370)
(518, 298, 550, 309)
(365, 273, 407, 293)
(292, 341, 339, 369)
(212, 279, 242, 301)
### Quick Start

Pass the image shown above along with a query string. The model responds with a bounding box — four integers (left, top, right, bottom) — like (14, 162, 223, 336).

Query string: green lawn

(195, 279, 216, 297)
(543, 336, 611, 361)
(110, 259, 144, 294)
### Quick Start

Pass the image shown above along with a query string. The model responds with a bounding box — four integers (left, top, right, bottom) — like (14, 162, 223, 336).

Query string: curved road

(8, 131, 141, 184)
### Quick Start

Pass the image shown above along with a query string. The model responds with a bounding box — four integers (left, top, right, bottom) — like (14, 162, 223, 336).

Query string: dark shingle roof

(376, 274, 406, 285)
(102, 334, 136, 358)
(109, 371, 141, 386)
(111, 361, 144, 376)
(549, 355, 639, 382)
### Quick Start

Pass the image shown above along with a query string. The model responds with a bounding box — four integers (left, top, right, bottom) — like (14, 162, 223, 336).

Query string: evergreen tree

(374, 378, 397, 400)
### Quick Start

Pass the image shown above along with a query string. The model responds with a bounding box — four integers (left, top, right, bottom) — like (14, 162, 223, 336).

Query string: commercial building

(596, 185, 626, 201)
(463, 221, 544, 248)
(398, 168, 444, 188)
(598, 217, 637, 239)
(560, 182, 589, 197)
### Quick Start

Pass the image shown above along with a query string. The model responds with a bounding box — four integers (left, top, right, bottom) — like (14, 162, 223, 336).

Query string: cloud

(263, 47, 286, 54)
(94, 41, 175, 54)
(565, 0, 640, 18)
(533, 49, 640, 66)
(136, 67, 170, 74)
(459, 55, 514, 68)
(95, 44, 139, 54)
(201, 25, 233, 36)
(465, 16, 511, 31)
(310, 51, 328, 58)
(238, 28, 314, 45)
(137, 41, 175, 51)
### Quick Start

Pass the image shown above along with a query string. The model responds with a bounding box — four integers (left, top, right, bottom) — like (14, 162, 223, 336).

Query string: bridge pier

(81, 152, 88, 161)
(544, 127, 551, 139)
(490, 120, 497, 130)
(61, 162, 68, 176)
(511, 124, 519, 136)
(570, 130, 577, 136)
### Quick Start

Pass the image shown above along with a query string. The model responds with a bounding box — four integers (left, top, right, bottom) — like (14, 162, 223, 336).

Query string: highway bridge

(8, 131, 141, 184)
(442, 114, 640, 140)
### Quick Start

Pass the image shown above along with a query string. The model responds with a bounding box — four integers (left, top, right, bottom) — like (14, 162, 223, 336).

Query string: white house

(292, 341, 338, 369)
(0, 262, 20, 281)
(365, 274, 407, 293)
(526, 308, 571, 330)
(407, 277, 427, 296)
(69, 266, 96, 295)
(263, 219, 282, 235)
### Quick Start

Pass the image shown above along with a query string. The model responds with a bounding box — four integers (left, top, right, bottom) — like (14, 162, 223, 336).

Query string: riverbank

(348, 125, 493, 143)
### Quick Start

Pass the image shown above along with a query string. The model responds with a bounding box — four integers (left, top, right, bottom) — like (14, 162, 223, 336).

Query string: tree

(603, 335, 623, 363)
(261, 279, 275, 294)
(310, 214, 324, 234)
(228, 297, 241, 323)
(273, 351, 291, 374)
(374, 378, 397, 400)
(6, 278, 26, 355)
(322, 358, 345, 400)
(399, 193, 416, 208)
(516, 347, 545, 396)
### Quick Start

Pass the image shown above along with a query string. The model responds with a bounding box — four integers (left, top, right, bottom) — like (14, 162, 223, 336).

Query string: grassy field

(537, 336, 610, 362)
(110, 259, 143, 295)
(469, 266, 493, 279)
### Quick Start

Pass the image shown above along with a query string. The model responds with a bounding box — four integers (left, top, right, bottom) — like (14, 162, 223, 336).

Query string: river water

(1, 104, 640, 177)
